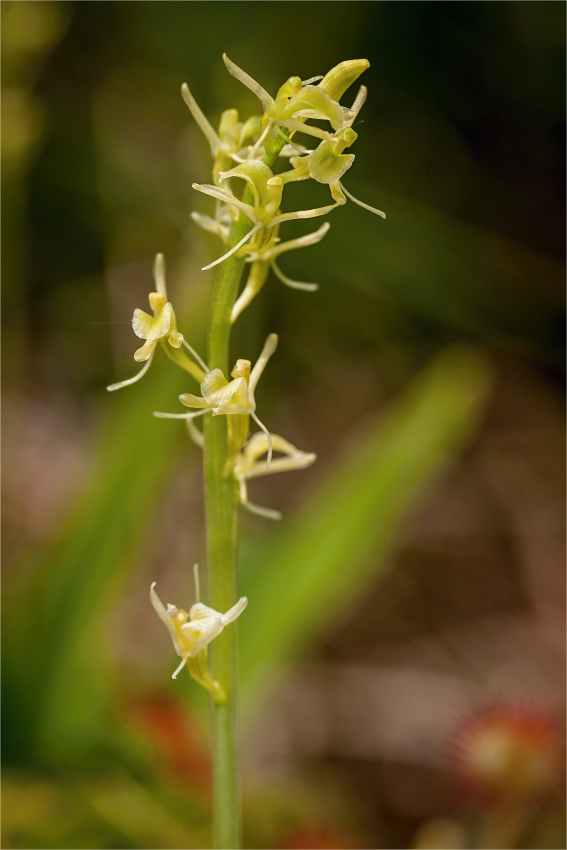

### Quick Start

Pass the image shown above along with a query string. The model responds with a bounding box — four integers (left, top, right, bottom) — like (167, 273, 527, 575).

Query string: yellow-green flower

(107, 254, 206, 391)
(180, 333, 278, 464)
(231, 222, 330, 323)
(192, 161, 338, 271)
(234, 432, 316, 519)
(279, 121, 386, 217)
(181, 82, 261, 188)
(222, 55, 369, 152)
(151, 575, 247, 702)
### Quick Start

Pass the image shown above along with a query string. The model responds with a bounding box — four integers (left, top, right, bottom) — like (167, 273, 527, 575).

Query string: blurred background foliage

(2, 2, 565, 848)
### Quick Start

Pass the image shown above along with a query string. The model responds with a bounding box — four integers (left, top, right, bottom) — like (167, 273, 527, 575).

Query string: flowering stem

(203, 138, 286, 849)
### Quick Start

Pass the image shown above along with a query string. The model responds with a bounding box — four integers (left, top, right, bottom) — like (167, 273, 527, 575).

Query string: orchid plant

(107, 54, 384, 848)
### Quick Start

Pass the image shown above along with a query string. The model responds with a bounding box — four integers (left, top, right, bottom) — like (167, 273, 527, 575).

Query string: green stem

(203, 137, 287, 850)
(203, 409, 240, 849)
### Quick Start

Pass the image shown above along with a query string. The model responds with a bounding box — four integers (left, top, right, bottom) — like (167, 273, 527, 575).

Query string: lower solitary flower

(151, 576, 248, 702)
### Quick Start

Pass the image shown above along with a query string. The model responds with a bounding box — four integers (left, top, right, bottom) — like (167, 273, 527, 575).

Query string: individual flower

(179, 333, 278, 464)
(279, 121, 386, 217)
(192, 161, 338, 270)
(181, 81, 261, 188)
(151, 572, 247, 702)
(222, 55, 368, 153)
(107, 254, 207, 391)
(234, 431, 316, 519)
(231, 222, 330, 322)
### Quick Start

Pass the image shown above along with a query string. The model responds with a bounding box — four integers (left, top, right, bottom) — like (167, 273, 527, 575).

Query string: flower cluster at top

(106, 56, 383, 697)
(107, 54, 383, 512)
(187, 54, 385, 320)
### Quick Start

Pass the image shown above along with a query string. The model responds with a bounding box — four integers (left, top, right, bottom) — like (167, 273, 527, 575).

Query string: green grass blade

(2, 359, 195, 763)
(238, 345, 492, 716)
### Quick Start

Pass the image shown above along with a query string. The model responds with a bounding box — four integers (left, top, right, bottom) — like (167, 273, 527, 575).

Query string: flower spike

(184, 54, 381, 324)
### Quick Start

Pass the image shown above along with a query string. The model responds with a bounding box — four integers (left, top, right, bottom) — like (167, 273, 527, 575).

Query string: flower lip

(132, 302, 172, 341)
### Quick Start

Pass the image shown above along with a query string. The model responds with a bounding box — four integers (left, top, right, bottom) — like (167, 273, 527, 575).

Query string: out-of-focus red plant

(275, 820, 359, 849)
(450, 703, 565, 806)
(130, 694, 212, 798)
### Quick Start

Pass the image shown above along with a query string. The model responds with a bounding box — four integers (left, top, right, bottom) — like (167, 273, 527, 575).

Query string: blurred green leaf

(2, 359, 193, 764)
(82, 769, 207, 849)
(239, 345, 493, 717)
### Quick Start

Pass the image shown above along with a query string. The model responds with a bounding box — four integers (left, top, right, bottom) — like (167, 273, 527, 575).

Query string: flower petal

(201, 222, 262, 272)
(318, 59, 370, 101)
(192, 182, 258, 224)
(134, 338, 158, 362)
(189, 602, 218, 621)
(271, 260, 319, 292)
(153, 253, 168, 299)
(222, 54, 273, 112)
(308, 142, 355, 185)
(181, 616, 224, 655)
(132, 303, 172, 341)
(286, 85, 345, 130)
(201, 368, 229, 398)
(179, 392, 211, 410)
(181, 82, 222, 157)
(339, 181, 386, 218)
(249, 333, 278, 396)
(106, 351, 154, 391)
(221, 597, 248, 625)
(150, 583, 183, 656)
(269, 201, 339, 227)
(262, 222, 330, 259)
(186, 649, 225, 702)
